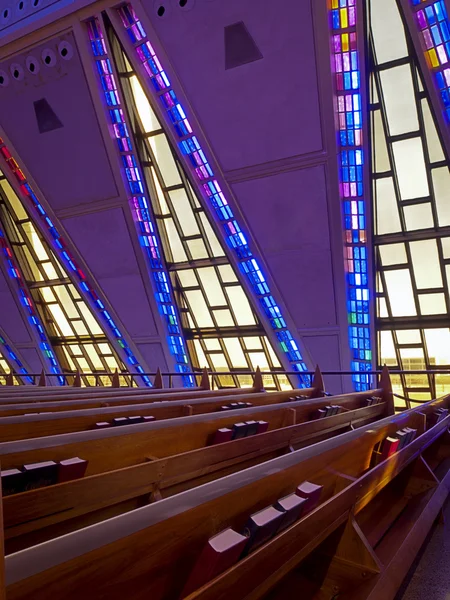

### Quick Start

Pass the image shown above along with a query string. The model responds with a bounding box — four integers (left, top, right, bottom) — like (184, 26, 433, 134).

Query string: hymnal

(256, 421, 269, 434)
(95, 421, 112, 429)
(1, 468, 25, 496)
(58, 457, 88, 483)
(128, 416, 144, 424)
(232, 422, 249, 439)
(296, 481, 323, 512)
(316, 408, 327, 419)
(220, 405, 231, 411)
(212, 428, 233, 445)
(143, 415, 155, 422)
(274, 493, 306, 531)
(242, 506, 284, 554)
(393, 429, 408, 450)
(245, 421, 258, 436)
(113, 417, 129, 426)
(380, 437, 400, 461)
(181, 528, 247, 598)
(23, 461, 58, 490)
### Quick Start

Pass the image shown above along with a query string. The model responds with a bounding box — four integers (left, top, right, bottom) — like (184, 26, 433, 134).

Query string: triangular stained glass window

(107, 28, 290, 391)
(0, 172, 131, 387)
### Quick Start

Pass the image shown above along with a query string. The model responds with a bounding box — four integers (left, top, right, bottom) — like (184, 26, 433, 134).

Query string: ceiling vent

(34, 98, 63, 133)
(224, 21, 263, 70)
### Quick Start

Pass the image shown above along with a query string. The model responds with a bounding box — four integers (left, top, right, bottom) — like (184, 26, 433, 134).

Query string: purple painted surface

(143, 0, 322, 171)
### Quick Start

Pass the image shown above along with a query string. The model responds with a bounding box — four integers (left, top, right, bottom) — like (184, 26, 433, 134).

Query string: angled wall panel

(0, 28, 177, 381)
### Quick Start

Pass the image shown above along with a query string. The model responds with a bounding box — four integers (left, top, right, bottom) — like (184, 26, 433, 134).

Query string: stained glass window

(329, 0, 373, 390)
(369, 0, 450, 405)
(0, 139, 152, 386)
(111, 4, 309, 385)
(0, 168, 134, 386)
(96, 23, 292, 390)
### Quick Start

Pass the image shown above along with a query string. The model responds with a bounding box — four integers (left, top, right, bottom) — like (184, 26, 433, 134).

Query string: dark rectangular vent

(224, 22, 263, 70)
(34, 98, 63, 134)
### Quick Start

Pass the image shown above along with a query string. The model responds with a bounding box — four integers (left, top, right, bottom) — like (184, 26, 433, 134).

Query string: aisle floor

(398, 498, 450, 600)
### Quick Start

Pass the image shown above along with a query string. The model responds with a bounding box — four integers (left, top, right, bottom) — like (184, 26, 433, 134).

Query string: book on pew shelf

(232, 422, 249, 439)
(58, 458, 88, 483)
(95, 421, 112, 429)
(296, 395, 308, 400)
(230, 403, 239, 410)
(380, 437, 400, 461)
(393, 430, 408, 450)
(403, 427, 417, 445)
(1, 468, 25, 496)
(256, 421, 269, 434)
(220, 405, 231, 411)
(315, 408, 328, 419)
(23, 461, 58, 490)
(211, 428, 233, 445)
(181, 528, 247, 598)
(242, 506, 284, 555)
(274, 493, 306, 532)
(324, 406, 334, 417)
(245, 402, 253, 408)
(237, 402, 247, 409)
(331, 405, 341, 415)
(295, 481, 323, 512)
(143, 415, 155, 422)
(113, 417, 129, 426)
(128, 416, 144, 424)
(245, 421, 259, 436)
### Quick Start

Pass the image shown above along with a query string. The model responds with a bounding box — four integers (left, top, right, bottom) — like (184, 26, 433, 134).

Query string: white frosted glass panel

(432, 168, 450, 226)
(392, 138, 429, 199)
(197, 267, 226, 306)
(85, 345, 104, 369)
(78, 303, 103, 336)
(404, 204, 433, 231)
(396, 330, 421, 344)
(163, 219, 187, 262)
(193, 340, 208, 368)
(213, 309, 234, 326)
(185, 290, 214, 327)
(419, 293, 446, 315)
(53, 286, 78, 319)
(380, 65, 418, 136)
(243, 337, 263, 349)
(410, 239, 442, 288)
(375, 178, 401, 234)
(169, 189, 199, 236)
(187, 239, 208, 260)
(441, 237, 450, 259)
(384, 270, 416, 316)
(378, 297, 388, 317)
(130, 76, 160, 133)
(22, 223, 48, 261)
(248, 352, 270, 371)
(373, 110, 390, 172)
(204, 338, 221, 350)
(149, 134, 182, 187)
(218, 265, 238, 283)
(210, 354, 229, 370)
(379, 243, 407, 265)
(226, 287, 256, 325)
(223, 338, 247, 367)
(370, 0, 408, 64)
(379, 330, 396, 361)
(424, 329, 450, 364)
(421, 99, 444, 162)
(200, 213, 225, 257)
(150, 168, 169, 214)
(48, 304, 74, 337)
(177, 269, 197, 288)
(1, 180, 27, 220)
(266, 339, 282, 367)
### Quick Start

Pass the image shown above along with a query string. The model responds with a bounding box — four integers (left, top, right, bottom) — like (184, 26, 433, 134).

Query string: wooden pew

(0, 385, 333, 442)
(0, 377, 324, 422)
(3, 391, 449, 600)
(1, 381, 392, 552)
